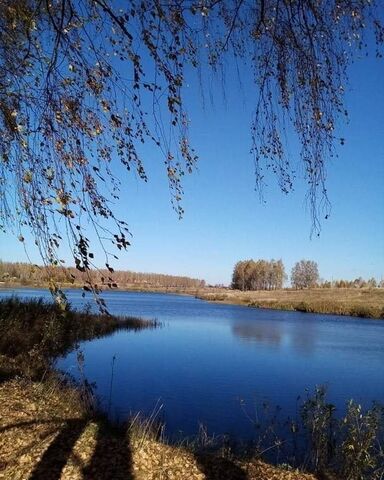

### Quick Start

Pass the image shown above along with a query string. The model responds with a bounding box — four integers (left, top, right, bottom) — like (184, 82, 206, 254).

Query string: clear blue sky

(1, 53, 383, 286)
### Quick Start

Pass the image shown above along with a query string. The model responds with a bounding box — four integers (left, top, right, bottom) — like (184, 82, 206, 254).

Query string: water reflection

(231, 315, 317, 354)
(1, 288, 383, 442)
(232, 322, 282, 347)
(289, 317, 316, 354)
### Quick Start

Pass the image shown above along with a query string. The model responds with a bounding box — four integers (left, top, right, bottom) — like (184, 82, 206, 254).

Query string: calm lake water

(2, 288, 384, 441)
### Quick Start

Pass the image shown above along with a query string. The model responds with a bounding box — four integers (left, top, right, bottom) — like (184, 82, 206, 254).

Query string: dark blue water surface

(1, 288, 384, 440)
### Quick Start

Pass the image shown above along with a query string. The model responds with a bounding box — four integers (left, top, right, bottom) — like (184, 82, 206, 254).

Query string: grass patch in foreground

(1, 378, 383, 480)
(0, 377, 316, 480)
(0, 296, 157, 379)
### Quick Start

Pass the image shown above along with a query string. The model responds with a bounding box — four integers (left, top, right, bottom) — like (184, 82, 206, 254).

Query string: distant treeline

(0, 260, 205, 289)
(232, 259, 286, 291)
(319, 277, 383, 289)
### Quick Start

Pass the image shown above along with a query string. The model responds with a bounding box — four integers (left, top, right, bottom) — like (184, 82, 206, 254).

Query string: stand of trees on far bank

(231, 260, 286, 291)
(0, 260, 205, 289)
(291, 260, 319, 289)
(232, 259, 383, 291)
(0, 259, 382, 292)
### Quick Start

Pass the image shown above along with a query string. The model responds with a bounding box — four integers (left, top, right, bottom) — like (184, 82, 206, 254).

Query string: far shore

(196, 287, 384, 319)
(0, 281, 203, 297)
(0, 282, 383, 319)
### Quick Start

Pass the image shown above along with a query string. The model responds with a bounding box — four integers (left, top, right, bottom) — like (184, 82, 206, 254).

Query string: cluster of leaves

(0, 0, 199, 305)
(231, 258, 286, 291)
(0, 0, 383, 299)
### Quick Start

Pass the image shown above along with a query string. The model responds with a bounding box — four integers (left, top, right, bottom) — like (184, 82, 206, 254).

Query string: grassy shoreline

(0, 280, 203, 296)
(0, 297, 157, 380)
(196, 288, 384, 319)
(1, 282, 383, 319)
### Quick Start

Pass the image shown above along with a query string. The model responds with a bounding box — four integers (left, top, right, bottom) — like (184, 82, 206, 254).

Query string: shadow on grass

(29, 419, 88, 480)
(194, 452, 248, 480)
(3, 415, 252, 480)
(5, 418, 134, 480)
(0, 418, 70, 434)
(82, 422, 133, 479)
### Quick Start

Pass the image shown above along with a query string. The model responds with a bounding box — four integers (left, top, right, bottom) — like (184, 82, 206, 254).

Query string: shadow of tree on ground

(82, 422, 133, 479)
(29, 419, 88, 480)
(194, 452, 249, 480)
(2, 416, 256, 480)
(3, 417, 134, 480)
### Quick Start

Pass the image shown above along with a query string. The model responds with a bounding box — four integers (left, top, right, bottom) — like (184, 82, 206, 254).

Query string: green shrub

(299, 388, 384, 479)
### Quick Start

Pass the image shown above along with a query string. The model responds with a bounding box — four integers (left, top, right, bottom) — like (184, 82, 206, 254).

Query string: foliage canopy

(291, 259, 319, 288)
(232, 259, 286, 290)
(0, 0, 382, 301)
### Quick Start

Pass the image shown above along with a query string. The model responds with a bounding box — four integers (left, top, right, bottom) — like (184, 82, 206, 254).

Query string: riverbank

(0, 280, 203, 297)
(0, 297, 315, 479)
(1, 298, 383, 479)
(0, 378, 316, 480)
(1, 282, 383, 319)
(196, 288, 384, 319)
(0, 297, 157, 380)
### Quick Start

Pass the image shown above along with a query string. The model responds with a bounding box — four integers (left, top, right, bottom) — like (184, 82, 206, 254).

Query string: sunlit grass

(197, 288, 384, 319)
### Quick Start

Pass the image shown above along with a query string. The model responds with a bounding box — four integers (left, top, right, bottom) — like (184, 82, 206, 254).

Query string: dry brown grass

(196, 288, 384, 319)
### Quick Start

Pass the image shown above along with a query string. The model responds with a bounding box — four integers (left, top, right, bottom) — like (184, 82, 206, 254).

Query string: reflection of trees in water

(289, 318, 316, 354)
(232, 318, 317, 354)
(232, 322, 282, 347)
